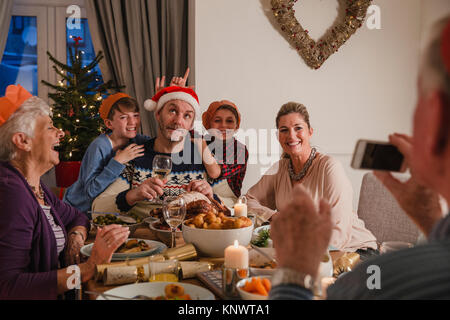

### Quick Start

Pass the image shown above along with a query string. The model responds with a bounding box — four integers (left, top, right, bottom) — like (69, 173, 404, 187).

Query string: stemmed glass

(152, 155, 172, 180)
(152, 155, 172, 203)
(163, 196, 186, 248)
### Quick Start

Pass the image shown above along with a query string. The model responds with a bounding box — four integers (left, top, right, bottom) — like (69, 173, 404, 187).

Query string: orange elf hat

(99, 93, 132, 121)
(202, 100, 241, 130)
(0, 84, 33, 127)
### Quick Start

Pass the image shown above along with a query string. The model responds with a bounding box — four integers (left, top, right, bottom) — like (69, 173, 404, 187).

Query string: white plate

(97, 282, 215, 300)
(80, 239, 167, 261)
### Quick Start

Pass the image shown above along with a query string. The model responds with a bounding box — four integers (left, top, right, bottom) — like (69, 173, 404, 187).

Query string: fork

(250, 244, 277, 265)
(85, 290, 151, 300)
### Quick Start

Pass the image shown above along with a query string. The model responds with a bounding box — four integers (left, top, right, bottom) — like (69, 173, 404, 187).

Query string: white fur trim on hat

(145, 91, 200, 117)
(144, 99, 157, 112)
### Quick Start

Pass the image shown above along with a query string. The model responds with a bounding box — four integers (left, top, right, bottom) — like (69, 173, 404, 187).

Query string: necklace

(288, 148, 317, 181)
(25, 178, 45, 200)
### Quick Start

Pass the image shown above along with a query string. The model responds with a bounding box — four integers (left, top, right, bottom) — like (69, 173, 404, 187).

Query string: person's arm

(82, 143, 127, 200)
(269, 185, 332, 300)
(0, 180, 58, 299)
(246, 164, 278, 223)
(321, 157, 360, 250)
(193, 138, 221, 179)
(56, 225, 129, 294)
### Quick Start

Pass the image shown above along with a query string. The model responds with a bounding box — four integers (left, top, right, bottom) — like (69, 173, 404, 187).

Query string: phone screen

(361, 143, 404, 171)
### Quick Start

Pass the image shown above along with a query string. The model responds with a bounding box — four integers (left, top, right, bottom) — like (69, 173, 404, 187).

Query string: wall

(195, 0, 428, 209)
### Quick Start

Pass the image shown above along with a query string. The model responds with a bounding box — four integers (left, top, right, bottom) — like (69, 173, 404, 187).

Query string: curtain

(85, 0, 190, 137)
(0, 0, 14, 62)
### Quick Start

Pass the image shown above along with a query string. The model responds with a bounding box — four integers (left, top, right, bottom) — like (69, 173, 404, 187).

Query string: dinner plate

(80, 238, 167, 261)
(96, 282, 215, 300)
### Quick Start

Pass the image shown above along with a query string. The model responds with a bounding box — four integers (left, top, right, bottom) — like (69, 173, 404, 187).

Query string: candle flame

(234, 240, 239, 248)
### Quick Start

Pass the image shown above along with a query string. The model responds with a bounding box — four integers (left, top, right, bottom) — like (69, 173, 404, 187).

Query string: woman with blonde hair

(246, 102, 377, 253)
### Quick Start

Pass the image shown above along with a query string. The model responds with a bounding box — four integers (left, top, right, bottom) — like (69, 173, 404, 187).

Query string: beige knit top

(246, 153, 377, 252)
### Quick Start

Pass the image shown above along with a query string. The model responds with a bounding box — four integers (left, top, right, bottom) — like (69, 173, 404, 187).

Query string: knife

(250, 244, 277, 265)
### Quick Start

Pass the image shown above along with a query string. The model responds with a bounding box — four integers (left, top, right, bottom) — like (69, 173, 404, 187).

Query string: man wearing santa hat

(92, 86, 221, 215)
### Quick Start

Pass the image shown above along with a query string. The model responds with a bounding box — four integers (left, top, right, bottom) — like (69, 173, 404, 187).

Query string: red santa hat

(144, 86, 200, 117)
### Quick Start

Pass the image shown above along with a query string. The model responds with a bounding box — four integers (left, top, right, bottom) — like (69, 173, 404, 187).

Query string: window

(0, 0, 103, 101)
(0, 16, 38, 96)
(66, 18, 104, 88)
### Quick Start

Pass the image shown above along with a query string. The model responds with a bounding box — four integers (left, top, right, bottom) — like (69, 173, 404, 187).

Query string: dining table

(81, 224, 347, 300)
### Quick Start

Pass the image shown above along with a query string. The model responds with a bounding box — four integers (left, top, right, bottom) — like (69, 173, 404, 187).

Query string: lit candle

(234, 196, 248, 218)
(224, 240, 249, 269)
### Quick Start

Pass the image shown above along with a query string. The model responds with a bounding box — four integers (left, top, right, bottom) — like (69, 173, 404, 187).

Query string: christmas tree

(42, 36, 123, 161)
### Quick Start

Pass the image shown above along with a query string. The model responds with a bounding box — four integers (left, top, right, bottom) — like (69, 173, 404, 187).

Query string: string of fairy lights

(41, 35, 120, 161)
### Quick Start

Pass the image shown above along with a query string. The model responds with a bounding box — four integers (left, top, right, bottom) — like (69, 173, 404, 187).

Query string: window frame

(9, 5, 48, 100)
(12, 0, 87, 102)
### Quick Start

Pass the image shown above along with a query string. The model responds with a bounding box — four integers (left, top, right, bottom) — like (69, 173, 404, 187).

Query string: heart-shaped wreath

(271, 0, 373, 69)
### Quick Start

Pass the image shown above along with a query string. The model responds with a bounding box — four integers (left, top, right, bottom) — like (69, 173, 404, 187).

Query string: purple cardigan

(0, 162, 90, 300)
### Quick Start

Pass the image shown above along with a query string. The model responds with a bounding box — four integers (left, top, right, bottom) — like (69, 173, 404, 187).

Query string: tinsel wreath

(271, 0, 373, 69)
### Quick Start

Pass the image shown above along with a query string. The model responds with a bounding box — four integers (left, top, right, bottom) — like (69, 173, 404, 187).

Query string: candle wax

(224, 240, 249, 269)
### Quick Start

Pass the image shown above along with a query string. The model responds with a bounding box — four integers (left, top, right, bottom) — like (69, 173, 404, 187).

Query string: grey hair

(420, 17, 450, 100)
(0, 96, 52, 161)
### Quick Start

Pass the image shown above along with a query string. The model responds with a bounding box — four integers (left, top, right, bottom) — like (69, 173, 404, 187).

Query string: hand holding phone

(351, 139, 407, 172)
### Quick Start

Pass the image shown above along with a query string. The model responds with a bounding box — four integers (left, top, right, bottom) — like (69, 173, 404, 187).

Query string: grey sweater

(270, 214, 450, 300)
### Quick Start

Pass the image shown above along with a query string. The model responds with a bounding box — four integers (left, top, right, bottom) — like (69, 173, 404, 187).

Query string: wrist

(80, 259, 96, 283)
(126, 190, 138, 206)
(272, 268, 318, 292)
(278, 261, 318, 279)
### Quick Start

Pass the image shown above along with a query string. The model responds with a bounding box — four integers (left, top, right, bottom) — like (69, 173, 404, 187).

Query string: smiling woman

(0, 85, 130, 300)
(246, 102, 378, 253)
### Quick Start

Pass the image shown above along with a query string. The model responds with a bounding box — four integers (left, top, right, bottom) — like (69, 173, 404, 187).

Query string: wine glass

(152, 155, 172, 202)
(152, 155, 172, 180)
(162, 196, 186, 248)
(148, 259, 181, 282)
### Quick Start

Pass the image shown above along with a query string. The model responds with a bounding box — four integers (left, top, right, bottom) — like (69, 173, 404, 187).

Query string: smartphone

(351, 140, 406, 172)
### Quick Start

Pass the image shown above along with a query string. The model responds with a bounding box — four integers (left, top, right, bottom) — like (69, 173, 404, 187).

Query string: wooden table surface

(82, 225, 345, 300)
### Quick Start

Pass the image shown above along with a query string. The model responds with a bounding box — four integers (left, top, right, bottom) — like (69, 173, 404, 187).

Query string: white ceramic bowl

(236, 276, 272, 300)
(182, 223, 254, 258)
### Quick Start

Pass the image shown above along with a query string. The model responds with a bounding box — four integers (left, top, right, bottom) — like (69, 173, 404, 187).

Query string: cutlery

(250, 244, 277, 265)
(85, 290, 151, 300)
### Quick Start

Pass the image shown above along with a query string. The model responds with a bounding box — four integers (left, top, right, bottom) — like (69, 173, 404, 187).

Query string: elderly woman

(246, 102, 377, 253)
(0, 85, 129, 300)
